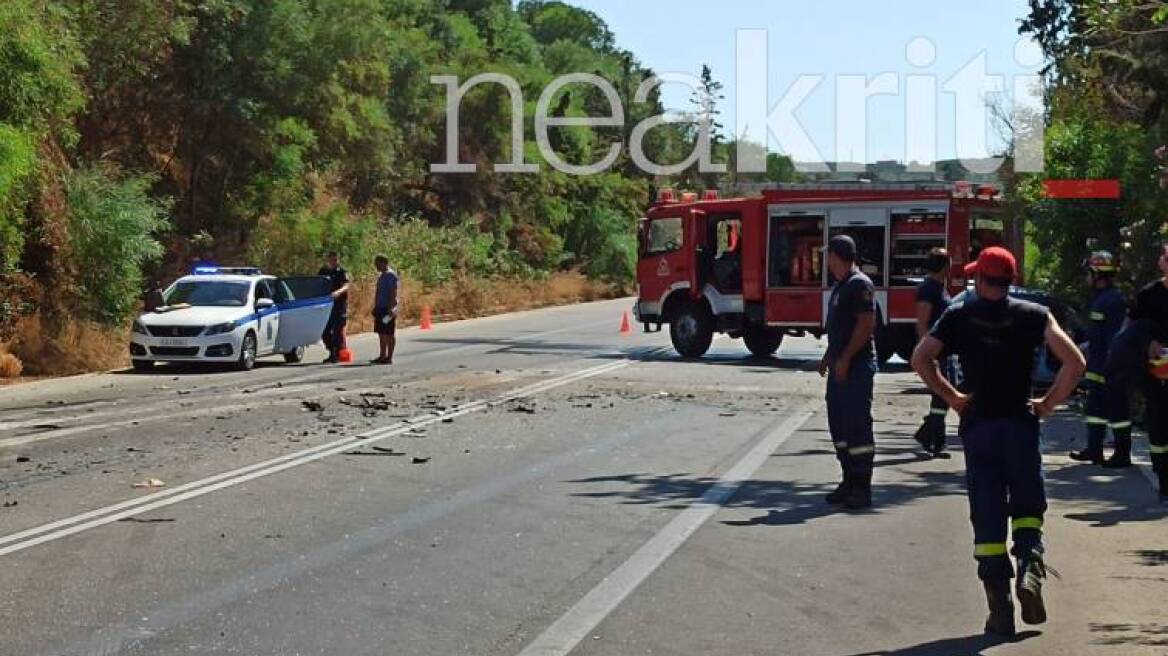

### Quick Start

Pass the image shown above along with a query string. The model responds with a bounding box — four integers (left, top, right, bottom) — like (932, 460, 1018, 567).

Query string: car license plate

(159, 338, 190, 347)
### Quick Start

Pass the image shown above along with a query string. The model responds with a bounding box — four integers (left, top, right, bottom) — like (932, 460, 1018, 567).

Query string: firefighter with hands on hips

(818, 235, 879, 510)
(913, 248, 953, 457)
(1070, 251, 1132, 467)
(1130, 242, 1168, 503)
(912, 246, 1085, 636)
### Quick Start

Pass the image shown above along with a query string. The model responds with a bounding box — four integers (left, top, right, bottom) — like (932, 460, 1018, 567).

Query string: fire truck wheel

(670, 301, 714, 358)
(743, 326, 783, 358)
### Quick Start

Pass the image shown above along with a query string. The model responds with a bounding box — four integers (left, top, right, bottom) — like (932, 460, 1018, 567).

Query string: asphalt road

(1, 298, 1165, 656)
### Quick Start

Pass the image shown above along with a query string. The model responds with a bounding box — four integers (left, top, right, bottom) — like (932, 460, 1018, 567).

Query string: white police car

(130, 267, 334, 371)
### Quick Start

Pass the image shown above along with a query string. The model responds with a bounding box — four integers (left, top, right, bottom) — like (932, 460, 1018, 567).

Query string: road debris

(16, 455, 30, 463)
(412, 456, 431, 464)
(301, 400, 325, 412)
(3, 500, 17, 508)
(118, 517, 175, 523)
(131, 478, 166, 488)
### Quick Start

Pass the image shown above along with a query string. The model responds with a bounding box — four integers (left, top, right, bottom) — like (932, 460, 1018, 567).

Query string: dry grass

(0, 349, 22, 378)
(0, 272, 620, 380)
(347, 271, 615, 333)
(3, 313, 128, 378)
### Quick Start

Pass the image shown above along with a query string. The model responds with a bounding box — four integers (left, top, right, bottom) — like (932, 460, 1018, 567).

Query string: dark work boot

(843, 471, 872, 510)
(825, 474, 851, 504)
(1102, 431, 1132, 468)
(1071, 425, 1105, 464)
(913, 422, 932, 453)
(1069, 448, 1103, 464)
(983, 579, 1016, 636)
(1016, 555, 1051, 625)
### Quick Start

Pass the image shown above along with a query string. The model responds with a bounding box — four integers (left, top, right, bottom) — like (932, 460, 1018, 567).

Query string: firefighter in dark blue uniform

(1070, 251, 1132, 467)
(913, 248, 953, 456)
(819, 235, 878, 510)
(912, 247, 1085, 636)
(1130, 243, 1168, 503)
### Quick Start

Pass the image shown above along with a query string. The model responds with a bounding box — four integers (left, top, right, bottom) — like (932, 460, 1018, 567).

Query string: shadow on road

(842, 631, 1040, 655)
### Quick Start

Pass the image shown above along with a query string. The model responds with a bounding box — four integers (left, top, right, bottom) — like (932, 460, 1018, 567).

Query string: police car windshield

(166, 281, 250, 307)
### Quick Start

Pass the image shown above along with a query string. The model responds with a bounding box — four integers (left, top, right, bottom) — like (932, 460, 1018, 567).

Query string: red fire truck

(634, 182, 1014, 362)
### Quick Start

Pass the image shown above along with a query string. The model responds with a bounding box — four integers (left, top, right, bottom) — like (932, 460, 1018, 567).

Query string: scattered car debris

(301, 400, 325, 412)
(2, 500, 17, 508)
(16, 456, 30, 463)
(131, 478, 166, 488)
(118, 517, 175, 523)
(412, 456, 431, 464)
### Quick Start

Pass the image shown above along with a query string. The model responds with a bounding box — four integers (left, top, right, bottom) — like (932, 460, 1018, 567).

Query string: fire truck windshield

(646, 217, 683, 254)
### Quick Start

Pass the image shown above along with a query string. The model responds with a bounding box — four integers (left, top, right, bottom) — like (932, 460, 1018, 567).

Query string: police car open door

(274, 276, 334, 352)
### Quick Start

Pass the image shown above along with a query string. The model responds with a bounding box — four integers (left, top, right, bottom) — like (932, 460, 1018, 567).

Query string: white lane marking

(516, 407, 816, 656)
(0, 319, 619, 446)
(0, 356, 650, 557)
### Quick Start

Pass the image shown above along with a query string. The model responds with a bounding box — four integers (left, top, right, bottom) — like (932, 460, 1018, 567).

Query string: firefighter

(1070, 251, 1132, 467)
(818, 235, 878, 510)
(911, 246, 1085, 635)
(913, 248, 953, 456)
(1130, 242, 1168, 503)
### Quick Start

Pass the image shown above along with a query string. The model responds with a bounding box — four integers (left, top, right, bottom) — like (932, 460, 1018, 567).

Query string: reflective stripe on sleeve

(1084, 416, 1108, 425)
(848, 445, 876, 456)
(1110, 421, 1132, 430)
(929, 408, 949, 416)
(974, 543, 1008, 557)
(1012, 517, 1043, 532)
(1089, 311, 1105, 320)
(1085, 371, 1106, 384)
(833, 442, 848, 450)
(1151, 444, 1168, 454)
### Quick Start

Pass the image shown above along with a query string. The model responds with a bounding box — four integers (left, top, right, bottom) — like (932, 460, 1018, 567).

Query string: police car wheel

(283, 345, 306, 364)
(670, 301, 714, 358)
(236, 332, 257, 371)
(743, 326, 783, 358)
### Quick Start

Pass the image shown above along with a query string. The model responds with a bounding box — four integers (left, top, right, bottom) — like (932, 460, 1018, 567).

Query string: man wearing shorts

(372, 254, 399, 365)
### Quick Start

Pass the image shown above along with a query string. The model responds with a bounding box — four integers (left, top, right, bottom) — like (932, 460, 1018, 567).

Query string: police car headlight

(204, 322, 236, 336)
(132, 320, 148, 335)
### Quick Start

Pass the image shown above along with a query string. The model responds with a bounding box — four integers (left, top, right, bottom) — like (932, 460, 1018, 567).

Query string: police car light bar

(191, 266, 262, 275)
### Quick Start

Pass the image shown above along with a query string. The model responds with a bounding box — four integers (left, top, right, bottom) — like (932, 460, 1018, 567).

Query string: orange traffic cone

(338, 348, 354, 363)
(620, 311, 632, 335)
(420, 305, 433, 330)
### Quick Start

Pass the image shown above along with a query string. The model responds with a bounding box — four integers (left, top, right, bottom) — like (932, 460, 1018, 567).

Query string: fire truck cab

(634, 182, 1012, 362)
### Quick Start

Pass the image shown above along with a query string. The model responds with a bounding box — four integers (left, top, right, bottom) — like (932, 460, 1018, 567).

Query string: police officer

(319, 251, 351, 364)
(1070, 251, 1132, 467)
(818, 235, 878, 510)
(912, 247, 1085, 636)
(1130, 242, 1168, 503)
(913, 248, 953, 456)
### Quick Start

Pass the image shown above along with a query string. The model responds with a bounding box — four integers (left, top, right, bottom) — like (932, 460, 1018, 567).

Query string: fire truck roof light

(657, 188, 676, 203)
(680, 191, 698, 202)
(701, 189, 719, 201)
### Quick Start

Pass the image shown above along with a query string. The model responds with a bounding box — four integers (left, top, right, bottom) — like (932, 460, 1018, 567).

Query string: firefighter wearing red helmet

(912, 246, 1085, 636)
(1129, 242, 1168, 503)
(1070, 251, 1133, 467)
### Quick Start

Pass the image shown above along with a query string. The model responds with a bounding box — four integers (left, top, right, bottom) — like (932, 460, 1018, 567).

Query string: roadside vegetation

(1015, 1, 1168, 299)
(0, 0, 796, 377)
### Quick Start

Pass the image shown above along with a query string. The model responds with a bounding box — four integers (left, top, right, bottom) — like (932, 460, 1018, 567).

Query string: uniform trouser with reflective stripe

(1144, 377, 1168, 476)
(922, 358, 955, 448)
(1084, 377, 1131, 453)
(826, 358, 877, 477)
(962, 414, 1047, 581)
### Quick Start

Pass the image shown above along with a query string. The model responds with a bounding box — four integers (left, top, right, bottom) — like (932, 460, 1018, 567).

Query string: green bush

(63, 166, 169, 325)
